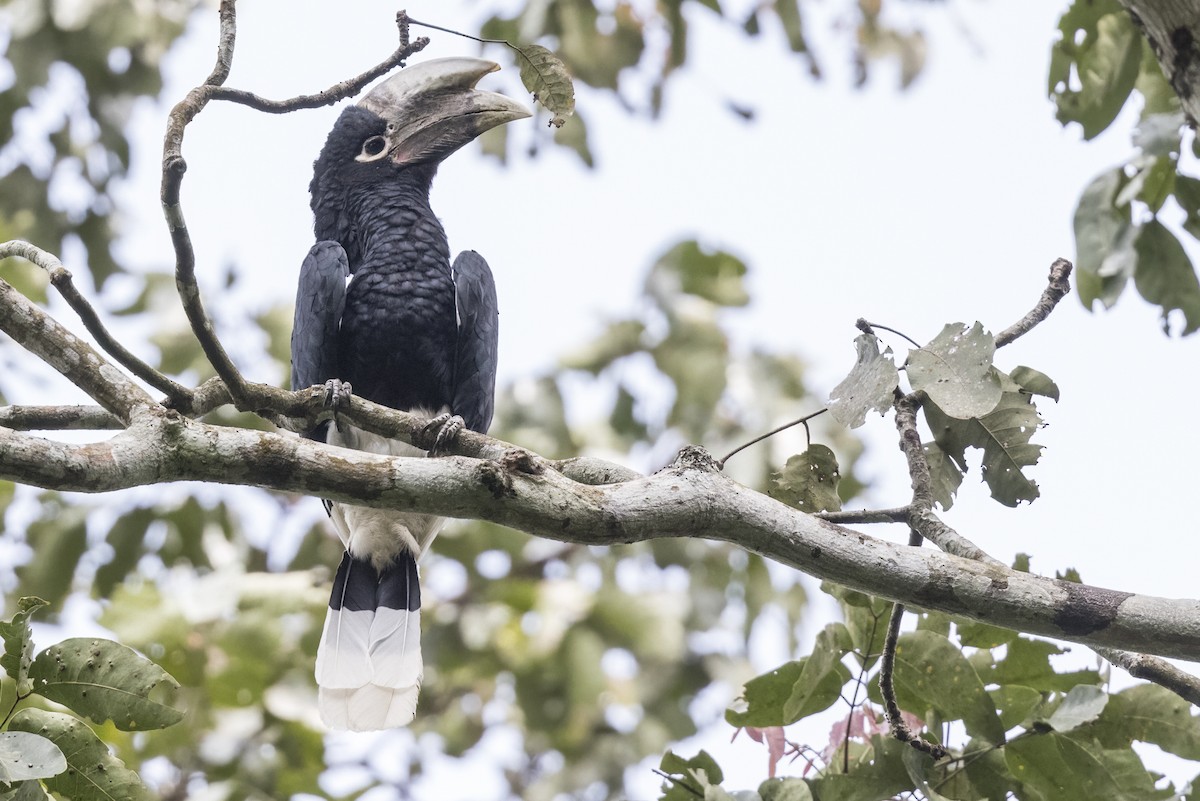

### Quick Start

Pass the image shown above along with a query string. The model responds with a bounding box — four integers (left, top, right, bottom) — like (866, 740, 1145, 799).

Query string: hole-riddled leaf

(922, 441, 963, 511)
(514, 44, 575, 127)
(828, 333, 898, 429)
(906, 322, 1001, 419)
(8, 709, 153, 801)
(1050, 0, 1142, 140)
(924, 391, 1044, 507)
(0, 732, 65, 783)
(29, 638, 183, 730)
(0, 596, 48, 696)
(769, 445, 842, 514)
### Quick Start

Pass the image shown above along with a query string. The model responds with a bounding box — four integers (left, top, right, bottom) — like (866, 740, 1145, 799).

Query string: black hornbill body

(290, 58, 528, 730)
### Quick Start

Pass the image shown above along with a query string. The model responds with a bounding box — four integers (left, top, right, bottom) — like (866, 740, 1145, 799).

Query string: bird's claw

(323, 379, 352, 411)
(423, 413, 465, 456)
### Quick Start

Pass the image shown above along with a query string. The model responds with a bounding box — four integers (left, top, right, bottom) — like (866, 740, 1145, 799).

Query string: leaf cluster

(1053, 0, 1200, 335)
(0, 598, 184, 801)
(659, 584, 1200, 801)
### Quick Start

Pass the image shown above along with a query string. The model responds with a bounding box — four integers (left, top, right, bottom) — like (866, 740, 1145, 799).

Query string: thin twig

(0, 277, 154, 424)
(1, 240, 192, 406)
(1095, 647, 1200, 706)
(160, 1, 428, 411)
(0, 405, 123, 431)
(818, 506, 910, 525)
(718, 409, 828, 467)
(858, 318, 922, 349)
(995, 259, 1072, 348)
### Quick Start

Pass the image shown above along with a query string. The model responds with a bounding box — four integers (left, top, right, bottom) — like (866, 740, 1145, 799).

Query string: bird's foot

(323, 379, 352, 411)
(322, 380, 352, 431)
(422, 413, 465, 456)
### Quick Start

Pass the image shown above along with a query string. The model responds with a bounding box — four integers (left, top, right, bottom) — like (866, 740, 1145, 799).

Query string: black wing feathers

(451, 250, 499, 434)
(291, 241, 349, 392)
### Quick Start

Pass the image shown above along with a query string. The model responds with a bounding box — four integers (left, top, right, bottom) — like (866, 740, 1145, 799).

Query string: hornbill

(290, 58, 529, 731)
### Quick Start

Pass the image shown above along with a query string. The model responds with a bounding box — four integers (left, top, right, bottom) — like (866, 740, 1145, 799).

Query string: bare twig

(1095, 647, 1200, 706)
(818, 506, 910, 525)
(718, 409, 828, 467)
(857, 318, 922, 349)
(0, 405, 123, 431)
(0, 277, 154, 423)
(1, 240, 192, 405)
(160, 1, 428, 412)
(994, 259, 1072, 348)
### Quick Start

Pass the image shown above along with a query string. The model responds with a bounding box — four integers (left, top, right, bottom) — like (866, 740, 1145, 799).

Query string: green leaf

(29, 638, 183, 730)
(1073, 167, 1135, 310)
(1049, 3, 1142, 139)
(1175, 174, 1200, 241)
(727, 650, 850, 728)
(561, 319, 645, 373)
(758, 777, 812, 801)
(0, 732, 65, 783)
(8, 709, 152, 801)
(906, 323, 1001, 419)
(1133, 219, 1200, 335)
(980, 637, 1101, 693)
(1047, 685, 1108, 732)
(807, 735, 914, 801)
(963, 738, 1019, 801)
(900, 746, 956, 801)
(14, 507, 88, 608)
(1009, 366, 1060, 401)
(553, 108, 594, 167)
(827, 333, 898, 429)
(924, 391, 1044, 506)
(990, 685, 1046, 730)
(514, 44, 575, 127)
(649, 240, 750, 307)
(1096, 684, 1200, 759)
(886, 630, 1006, 744)
(659, 750, 725, 801)
(93, 509, 155, 599)
(0, 597, 48, 695)
(922, 441, 963, 511)
(769, 446, 842, 514)
(1005, 732, 1161, 801)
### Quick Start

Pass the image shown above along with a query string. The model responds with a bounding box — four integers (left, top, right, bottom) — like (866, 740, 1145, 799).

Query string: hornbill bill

(290, 58, 529, 730)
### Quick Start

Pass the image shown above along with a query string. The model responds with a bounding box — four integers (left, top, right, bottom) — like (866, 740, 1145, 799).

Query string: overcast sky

(91, 0, 1200, 795)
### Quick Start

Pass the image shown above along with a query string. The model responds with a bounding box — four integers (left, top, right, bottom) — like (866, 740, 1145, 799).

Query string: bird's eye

(357, 135, 389, 162)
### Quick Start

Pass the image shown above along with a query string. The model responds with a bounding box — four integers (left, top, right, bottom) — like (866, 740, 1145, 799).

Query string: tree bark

(1124, 0, 1200, 123)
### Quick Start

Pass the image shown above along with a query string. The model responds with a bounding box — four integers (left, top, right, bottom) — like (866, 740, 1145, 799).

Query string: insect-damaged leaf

(29, 638, 183, 731)
(769, 445, 841, 513)
(906, 323, 1001, 419)
(0, 731, 65, 784)
(0, 596, 48, 696)
(8, 709, 153, 801)
(828, 333, 898, 429)
(515, 44, 575, 127)
(924, 392, 1043, 507)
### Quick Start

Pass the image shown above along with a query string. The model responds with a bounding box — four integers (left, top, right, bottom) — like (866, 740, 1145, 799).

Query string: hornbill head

(310, 58, 530, 240)
(356, 56, 531, 167)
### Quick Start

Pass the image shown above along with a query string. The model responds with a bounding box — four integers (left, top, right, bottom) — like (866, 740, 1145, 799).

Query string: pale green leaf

(0, 732, 65, 783)
(1050, 3, 1142, 139)
(1048, 685, 1109, 732)
(1133, 219, 1200, 335)
(0, 597, 48, 695)
(769, 446, 842, 514)
(8, 709, 152, 801)
(515, 44, 575, 127)
(1009, 366, 1060, 401)
(757, 778, 813, 801)
(1073, 167, 1135, 310)
(906, 323, 1000, 419)
(827, 333, 898, 429)
(922, 441, 963, 511)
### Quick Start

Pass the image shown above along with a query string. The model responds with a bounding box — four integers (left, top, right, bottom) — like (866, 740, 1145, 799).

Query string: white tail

(316, 552, 423, 730)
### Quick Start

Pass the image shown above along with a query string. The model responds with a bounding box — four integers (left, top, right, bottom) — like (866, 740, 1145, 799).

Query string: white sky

(84, 0, 1200, 796)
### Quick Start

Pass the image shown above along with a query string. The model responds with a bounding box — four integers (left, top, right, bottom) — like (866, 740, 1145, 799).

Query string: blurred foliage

(1054, 0, 1200, 335)
(481, 0, 931, 166)
(2, 1, 1200, 801)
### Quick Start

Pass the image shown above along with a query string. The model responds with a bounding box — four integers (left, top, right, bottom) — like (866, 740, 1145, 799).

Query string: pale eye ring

(358, 135, 389, 161)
